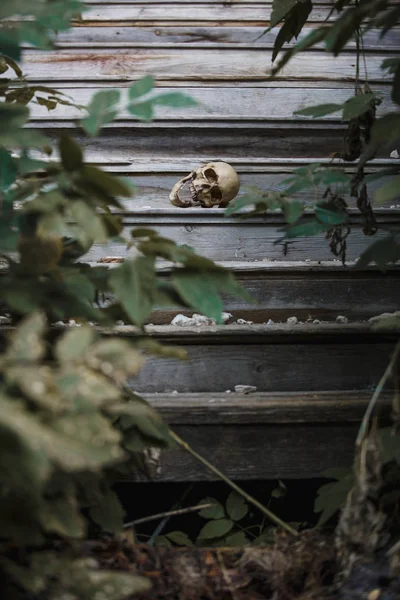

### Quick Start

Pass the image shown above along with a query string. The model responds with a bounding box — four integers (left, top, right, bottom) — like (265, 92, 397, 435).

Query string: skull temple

(170, 162, 240, 208)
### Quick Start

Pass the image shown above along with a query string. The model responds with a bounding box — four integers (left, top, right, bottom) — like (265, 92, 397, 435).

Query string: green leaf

(40, 485, 86, 538)
(197, 518, 234, 540)
(360, 112, 400, 166)
(357, 235, 400, 271)
(109, 256, 157, 326)
(315, 473, 354, 525)
(55, 327, 96, 363)
(198, 498, 225, 520)
(315, 205, 348, 225)
(56, 366, 121, 410)
(270, 0, 298, 27)
(79, 165, 132, 200)
(272, 0, 312, 61)
(36, 95, 57, 110)
(106, 401, 170, 445)
(89, 489, 125, 533)
(172, 271, 223, 322)
(127, 100, 154, 121)
(271, 480, 287, 499)
(225, 491, 248, 522)
(128, 75, 154, 100)
(69, 200, 108, 243)
(81, 89, 120, 136)
(279, 219, 330, 240)
(375, 176, 400, 205)
(4, 310, 47, 362)
(281, 198, 304, 223)
(342, 93, 377, 121)
(153, 92, 198, 108)
(223, 531, 250, 547)
(59, 135, 83, 171)
(271, 27, 327, 76)
(0, 148, 18, 191)
(294, 103, 343, 118)
(165, 531, 193, 546)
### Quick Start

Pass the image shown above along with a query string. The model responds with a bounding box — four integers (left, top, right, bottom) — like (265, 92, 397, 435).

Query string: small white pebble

(0, 316, 11, 325)
(336, 315, 348, 324)
(313, 319, 321, 325)
(286, 316, 298, 325)
(222, 312, 232, 323)
(171, 314, 192, 326)
(54, 321, 67, 327)
(116, 320, 125, 326)
(141, 205, 152, 209)
(236, 318, 253, 325)
(390, 149, 399, 159)
(171, 390, 178, 395)
(266, 319, 274, 325)
(234, 385, 257, 394)
(225, 390, 231, 394)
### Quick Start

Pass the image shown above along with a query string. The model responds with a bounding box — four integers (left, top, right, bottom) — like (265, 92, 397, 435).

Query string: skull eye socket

(204, 168, 218, 183)
(211, 188, 222, 202)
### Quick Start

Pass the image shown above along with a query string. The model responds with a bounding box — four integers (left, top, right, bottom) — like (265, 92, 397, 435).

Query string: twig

(169, 429, 298, 537)
(356, 338, 400, 446)
(124, 503, 214, 529)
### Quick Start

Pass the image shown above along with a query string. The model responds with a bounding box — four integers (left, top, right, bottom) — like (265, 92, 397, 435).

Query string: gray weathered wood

(81, 212, 400, 263)
(125, 391, 392, 480)
(148, 268, 400, 323)
(55, 26, 400, 51)
(75, 4, 346, 23)
(115, 323, 398, 393)
(137, 422, 360, 480)
(143, 391, 393, 424)
(27, 85, 395, 121)
(20, 50, 392, 82)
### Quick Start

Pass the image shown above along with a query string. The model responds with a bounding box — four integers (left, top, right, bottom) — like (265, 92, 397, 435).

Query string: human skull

(170, 162, 240, 208)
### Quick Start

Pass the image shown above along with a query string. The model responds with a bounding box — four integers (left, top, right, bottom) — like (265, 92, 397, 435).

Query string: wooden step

(119, 323, 398, 393)
(133, 391, 393, 481)
(83, 209, 400, 264)
(148, 261, 400, 323)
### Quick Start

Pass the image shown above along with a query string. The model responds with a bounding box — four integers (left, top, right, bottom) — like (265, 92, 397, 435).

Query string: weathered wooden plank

(132, 390, 393, 480)
(55, 26, 400, 52)
(27, 85, 395, 121)
(127, 334, 396, 393)
(144, 391, 392, 424)
(32, 126, 396, 164)
(20, 50, 392, 82)
(75, 4, 343, 24)
(82, 213, 400, 263)
(148, 270, 400, 323)
(137, 422, 359, 480)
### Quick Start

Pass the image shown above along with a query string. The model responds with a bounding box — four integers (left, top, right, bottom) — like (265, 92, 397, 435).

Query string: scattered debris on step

(171, 313, 232, 326)
(236, 318, 254, 325)
(266, 319, 274, 325)
(286, 316, 298, 325)
(313, 319, 321, 325)
(368, 311, 400, 331)
(234, 385, 257, 394)
(336, 315, 348, 324)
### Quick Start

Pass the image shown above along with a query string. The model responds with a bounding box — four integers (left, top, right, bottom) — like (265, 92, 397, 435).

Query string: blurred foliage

(0, 0, 250, 597)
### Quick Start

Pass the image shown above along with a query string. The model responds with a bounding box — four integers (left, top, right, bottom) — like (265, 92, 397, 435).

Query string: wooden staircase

(23, 0, 400, 481)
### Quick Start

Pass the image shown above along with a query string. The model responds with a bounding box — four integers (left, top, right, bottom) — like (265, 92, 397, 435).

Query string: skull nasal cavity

(204, 168, 218, 182)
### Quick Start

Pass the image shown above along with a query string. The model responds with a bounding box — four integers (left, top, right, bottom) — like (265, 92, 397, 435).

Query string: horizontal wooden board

(128, 391, 392, 480)
(54, 26, 400, 51)
(82, 212, 400, 263)
(75, 4, 343, 24)
(20, 50, 392, 82)
(144, 391, 393, 425)
(27, 85, 395, 122)
(148, 268, 400, 323)
(123, 326, 396, 392)
(137, 422, 359, 480)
